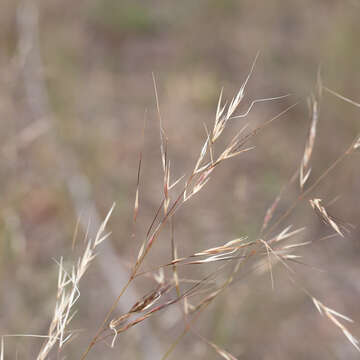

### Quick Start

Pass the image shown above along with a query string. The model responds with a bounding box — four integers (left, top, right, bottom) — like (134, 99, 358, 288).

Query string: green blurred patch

(262, 171, 281, 197)
(90, 0, 156, 35)
(234, 221, 259, 242)
(208, 0, 240, 14)
(325, 19, 360, 88)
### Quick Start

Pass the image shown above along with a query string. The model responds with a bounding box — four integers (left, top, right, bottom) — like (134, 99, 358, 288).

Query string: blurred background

(1, 0, 360, 359)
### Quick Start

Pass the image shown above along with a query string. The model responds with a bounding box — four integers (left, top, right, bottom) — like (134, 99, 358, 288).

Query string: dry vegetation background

(1, 0, 360, 359)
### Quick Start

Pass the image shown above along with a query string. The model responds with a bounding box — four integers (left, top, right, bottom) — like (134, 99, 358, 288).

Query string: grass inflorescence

(2, 58, 360, 360)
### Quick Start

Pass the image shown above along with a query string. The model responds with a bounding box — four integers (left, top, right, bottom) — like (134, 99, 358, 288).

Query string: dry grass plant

(2, 58, 360, 360)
